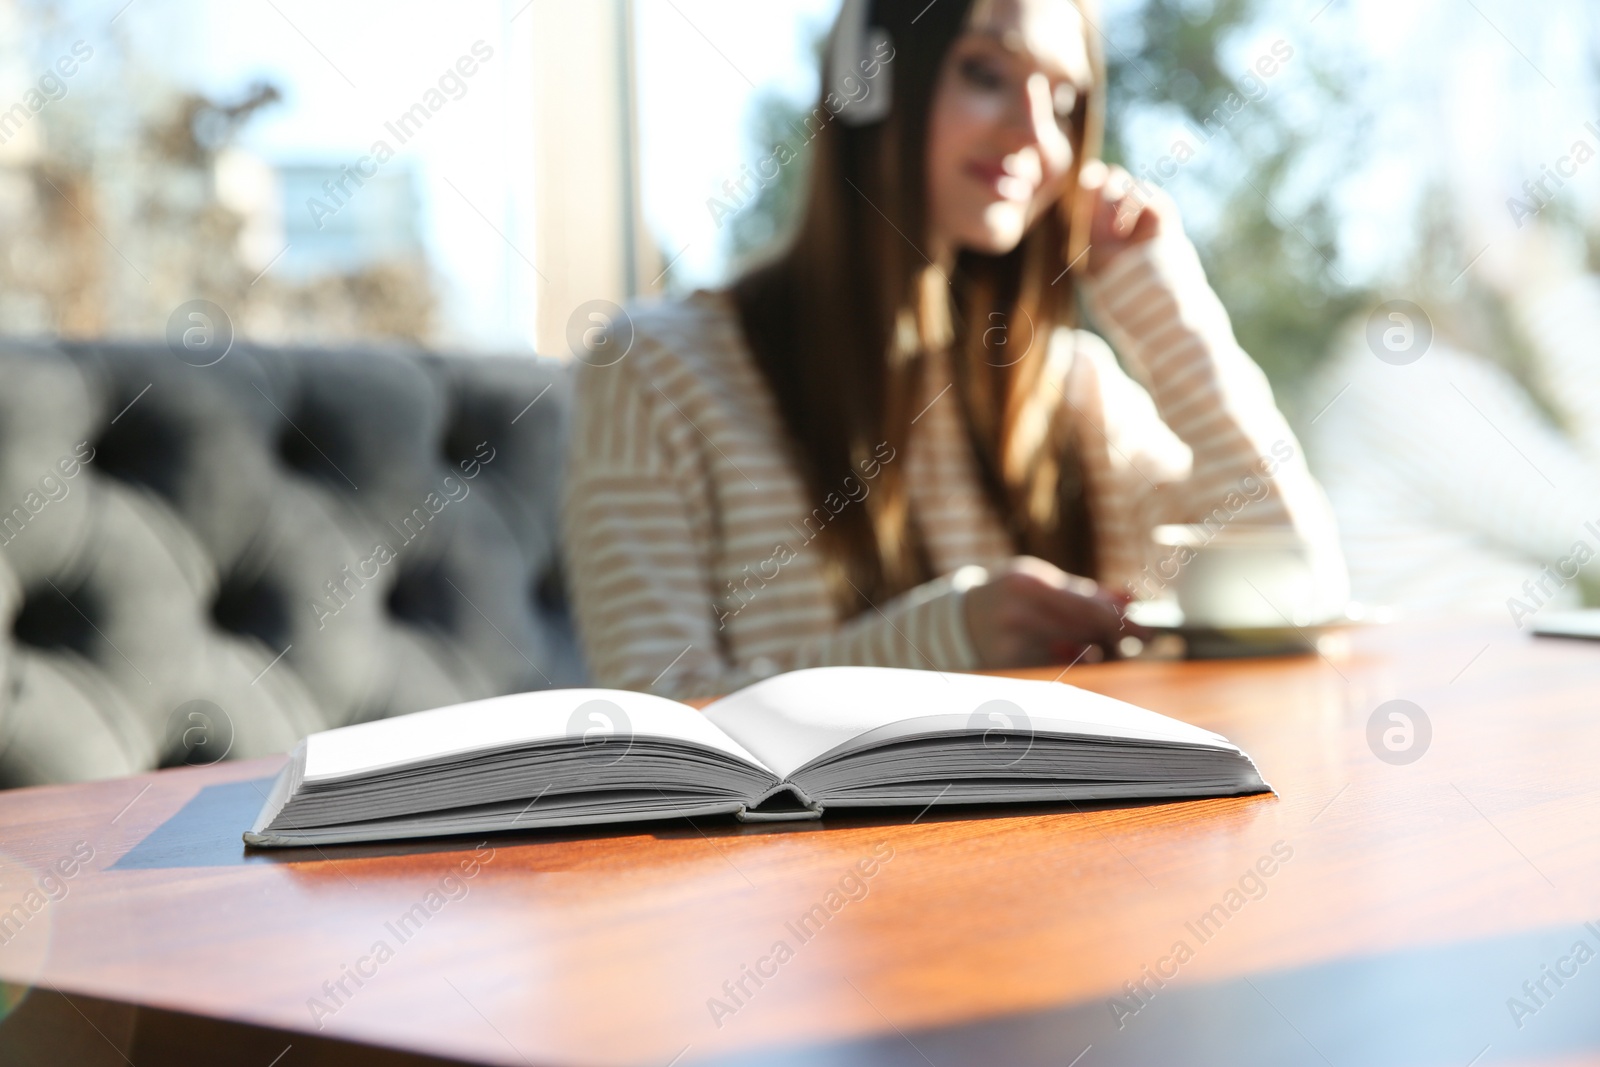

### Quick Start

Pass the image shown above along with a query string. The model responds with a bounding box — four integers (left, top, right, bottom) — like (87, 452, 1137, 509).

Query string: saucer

(1123, 600, 1383, 659)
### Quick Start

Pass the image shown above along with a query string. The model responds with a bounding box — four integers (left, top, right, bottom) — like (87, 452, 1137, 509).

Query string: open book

(245, 666, 1268, 847)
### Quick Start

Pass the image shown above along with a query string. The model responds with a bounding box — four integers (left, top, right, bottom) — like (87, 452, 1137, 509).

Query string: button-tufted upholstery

(0, 339, 584, 788)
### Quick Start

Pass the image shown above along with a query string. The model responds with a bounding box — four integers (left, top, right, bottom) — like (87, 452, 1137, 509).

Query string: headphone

(830, 0, 893, 126)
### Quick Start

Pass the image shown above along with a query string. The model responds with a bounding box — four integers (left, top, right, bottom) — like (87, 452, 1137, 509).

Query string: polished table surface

(1, 620, 1598, 1066)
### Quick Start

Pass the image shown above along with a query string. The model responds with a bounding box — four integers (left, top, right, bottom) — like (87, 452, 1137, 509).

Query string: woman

(564, 0, 1346, 698)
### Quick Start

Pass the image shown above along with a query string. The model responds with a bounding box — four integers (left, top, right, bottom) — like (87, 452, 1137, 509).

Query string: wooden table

(2, 620, 1598, 1066)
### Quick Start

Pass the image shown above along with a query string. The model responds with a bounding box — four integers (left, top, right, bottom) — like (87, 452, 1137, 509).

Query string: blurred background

(3, 0, 1593, 354)
(2, 0, 1599, 611)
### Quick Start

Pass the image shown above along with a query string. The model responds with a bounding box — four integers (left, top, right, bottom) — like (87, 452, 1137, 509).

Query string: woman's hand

(1077, 159, 1181, 276)
(961, 556, 1150, 669)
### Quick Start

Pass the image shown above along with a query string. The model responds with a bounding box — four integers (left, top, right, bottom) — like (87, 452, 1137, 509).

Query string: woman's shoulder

(574, 289, 771, 424)
(1044, 324, 1122, 389)
(1044, 325, 1170, 431)
(619, 289, 748, 377)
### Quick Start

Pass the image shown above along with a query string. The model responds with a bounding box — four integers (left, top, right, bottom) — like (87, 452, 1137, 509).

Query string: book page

(703, 667, 1232, 780)
(301, 688, 770, 783)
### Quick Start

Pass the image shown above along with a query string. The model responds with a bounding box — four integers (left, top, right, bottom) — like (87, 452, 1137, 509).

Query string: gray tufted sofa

(0, 339, 584, 788)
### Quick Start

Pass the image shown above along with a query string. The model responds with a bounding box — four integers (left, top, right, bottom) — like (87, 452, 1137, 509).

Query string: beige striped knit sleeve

(1076, 235, 1349, 608)
(563, 346, 980, 701)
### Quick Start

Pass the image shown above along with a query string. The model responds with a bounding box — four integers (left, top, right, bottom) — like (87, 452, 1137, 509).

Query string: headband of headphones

(830, 0, 892, 126)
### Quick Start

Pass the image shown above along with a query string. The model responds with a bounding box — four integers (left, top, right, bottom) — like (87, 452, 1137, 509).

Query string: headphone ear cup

(830, 0, 893, 127)
(851, 28, 893, 124)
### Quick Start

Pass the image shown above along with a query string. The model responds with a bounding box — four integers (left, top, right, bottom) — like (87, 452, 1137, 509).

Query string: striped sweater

(563, 234, 1348, 699)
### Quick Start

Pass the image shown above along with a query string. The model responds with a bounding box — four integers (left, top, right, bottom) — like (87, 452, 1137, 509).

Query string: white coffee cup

(1151, 524, 1322, 629)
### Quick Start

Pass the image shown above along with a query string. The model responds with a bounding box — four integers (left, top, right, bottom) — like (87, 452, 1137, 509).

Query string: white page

(703, 667, 1233, 781)
(301, 688, 769, 783)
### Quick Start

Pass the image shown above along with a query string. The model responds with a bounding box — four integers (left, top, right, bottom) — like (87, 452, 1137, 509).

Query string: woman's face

(925, 0, 1092, 260)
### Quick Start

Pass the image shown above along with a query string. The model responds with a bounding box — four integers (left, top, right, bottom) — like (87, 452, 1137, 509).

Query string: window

(0, 0, 537, 349)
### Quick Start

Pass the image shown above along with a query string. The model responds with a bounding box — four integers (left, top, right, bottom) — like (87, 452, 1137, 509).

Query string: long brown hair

(731, 0, 1107, 617)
